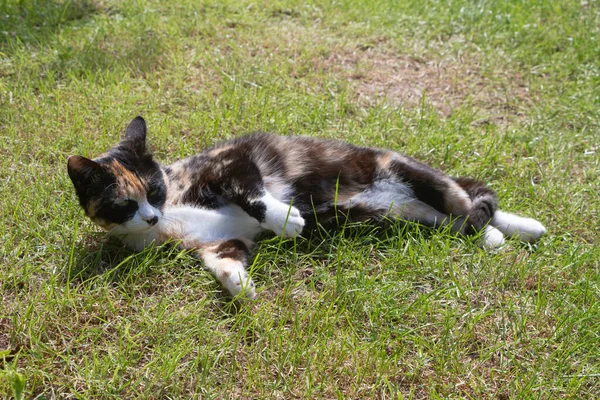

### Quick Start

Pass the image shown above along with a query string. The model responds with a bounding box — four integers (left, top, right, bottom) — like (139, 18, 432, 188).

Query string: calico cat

(67, 116, 547, 299)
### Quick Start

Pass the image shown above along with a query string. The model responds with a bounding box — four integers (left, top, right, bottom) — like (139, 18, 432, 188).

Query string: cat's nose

(144, 216, 159, 226)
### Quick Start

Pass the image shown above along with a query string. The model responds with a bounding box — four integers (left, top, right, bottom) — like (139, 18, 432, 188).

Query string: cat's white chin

(117, 207, 163, 233)
(108, 217, 162, 246)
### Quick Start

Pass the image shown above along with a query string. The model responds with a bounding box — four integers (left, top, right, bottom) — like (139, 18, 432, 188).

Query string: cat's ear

(67, 155, 102, 186)
(123, 116, 147, 155)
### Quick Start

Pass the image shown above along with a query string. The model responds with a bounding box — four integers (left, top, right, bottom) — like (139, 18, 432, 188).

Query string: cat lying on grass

(67, 116, 547, 299)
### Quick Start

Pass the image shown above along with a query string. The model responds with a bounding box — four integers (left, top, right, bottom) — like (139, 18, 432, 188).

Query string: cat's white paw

(222, 268, 256, 300)
(492, 211, 547, 243)
(481, 225, 506, 249)
(261, 195, 305, 238)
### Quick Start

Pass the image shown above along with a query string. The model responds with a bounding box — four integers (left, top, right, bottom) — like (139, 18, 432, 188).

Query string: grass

(1, 0, 599, 398)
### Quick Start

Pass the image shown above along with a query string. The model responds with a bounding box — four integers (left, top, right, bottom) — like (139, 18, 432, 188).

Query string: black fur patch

(454, 177, 498, 234)
(290, 145, 378, 213)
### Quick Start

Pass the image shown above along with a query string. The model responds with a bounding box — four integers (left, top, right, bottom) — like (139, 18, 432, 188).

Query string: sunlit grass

(1, 0, 599, 398)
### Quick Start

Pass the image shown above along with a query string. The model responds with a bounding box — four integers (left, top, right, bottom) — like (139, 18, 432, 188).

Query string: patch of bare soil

(322, 46, 532, 121)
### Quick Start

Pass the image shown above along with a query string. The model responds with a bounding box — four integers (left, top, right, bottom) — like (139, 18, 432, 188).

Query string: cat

(67, 116, 547, 299)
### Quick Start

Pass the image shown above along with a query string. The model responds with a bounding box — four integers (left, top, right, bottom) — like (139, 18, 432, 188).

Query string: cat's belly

(120, 205, 262, 250)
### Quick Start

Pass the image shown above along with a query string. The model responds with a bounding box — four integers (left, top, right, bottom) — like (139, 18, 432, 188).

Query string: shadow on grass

(67, 235, 139, 283)
(0, 0, 96, 49)
(51, 28, 164, 79)
(66, 235, 248, 313)
(262, 219, 440, 258)
(63, 220, 478, 317)
(1, 0, 164, 81)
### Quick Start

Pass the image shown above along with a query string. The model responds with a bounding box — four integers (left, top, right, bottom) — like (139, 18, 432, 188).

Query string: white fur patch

(116, 204, 263, 251)
(202, 253, 256, 299)
(491, 210, 547, 242)
(110, 204, 162, 251)
(137, 200, 156, 221)
(163, 205, 263, 242)
(349, 179, 414, 211)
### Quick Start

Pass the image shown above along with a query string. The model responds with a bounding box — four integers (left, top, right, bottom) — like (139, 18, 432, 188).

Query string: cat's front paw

(262, 203, 305, 238)
(223, 269, 256, 300)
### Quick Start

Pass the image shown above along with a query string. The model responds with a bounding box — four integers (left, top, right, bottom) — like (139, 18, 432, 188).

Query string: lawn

(1, 0, 599, 398)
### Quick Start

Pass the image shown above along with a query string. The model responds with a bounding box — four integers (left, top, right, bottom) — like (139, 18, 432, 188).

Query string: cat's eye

(115, 198, 131, 207)
(147, 185, 164, 204)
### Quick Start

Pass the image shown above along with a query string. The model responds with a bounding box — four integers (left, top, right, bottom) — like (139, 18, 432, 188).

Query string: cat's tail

(453, 177, 498, 235)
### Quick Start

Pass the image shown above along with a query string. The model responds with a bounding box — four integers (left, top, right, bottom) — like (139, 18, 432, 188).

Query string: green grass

(1, 0, 599, 398)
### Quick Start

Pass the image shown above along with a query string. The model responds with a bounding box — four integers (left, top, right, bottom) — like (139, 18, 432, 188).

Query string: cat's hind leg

(198, 239, 256, 299)
(491, 210, 547, 243)
(392, 200, 505, 248)
(349, 179, 505, 248)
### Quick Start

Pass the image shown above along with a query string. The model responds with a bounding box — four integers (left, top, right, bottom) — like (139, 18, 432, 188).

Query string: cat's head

(67, 116, 167, 234)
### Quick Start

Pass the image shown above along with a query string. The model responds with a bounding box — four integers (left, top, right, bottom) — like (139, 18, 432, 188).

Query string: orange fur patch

(91, 217, 117, 231)
(444, 181, 472, 215)
(376, 151, 396, 170)
(86, 199, 98, 218)
(207, 145, 234, 157)
(110, 160, 146, 199)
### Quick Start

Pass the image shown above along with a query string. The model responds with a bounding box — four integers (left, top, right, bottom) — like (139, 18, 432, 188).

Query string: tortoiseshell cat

(68, 117, 546, 299)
